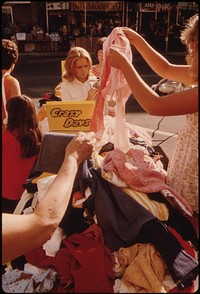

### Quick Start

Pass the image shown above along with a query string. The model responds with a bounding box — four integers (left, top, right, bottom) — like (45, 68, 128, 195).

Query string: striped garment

(92, 65, 101, 78)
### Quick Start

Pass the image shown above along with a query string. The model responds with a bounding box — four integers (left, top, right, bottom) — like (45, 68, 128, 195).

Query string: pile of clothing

(2, 128, 198, 292)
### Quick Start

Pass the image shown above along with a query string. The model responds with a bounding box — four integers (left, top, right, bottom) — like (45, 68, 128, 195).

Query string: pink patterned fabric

(102, 148, 193, 216)
(90, 27, 132, 152)
(92, 65, 101, 78)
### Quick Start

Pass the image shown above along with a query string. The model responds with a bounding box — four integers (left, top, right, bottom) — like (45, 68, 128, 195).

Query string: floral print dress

(166, 112, 198, 213)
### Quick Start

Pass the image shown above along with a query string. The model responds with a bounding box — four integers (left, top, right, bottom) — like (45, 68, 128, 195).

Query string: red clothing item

(92, 65, 101, 79)
(2, 131, 38, 200)
(26, 224, 115, 293)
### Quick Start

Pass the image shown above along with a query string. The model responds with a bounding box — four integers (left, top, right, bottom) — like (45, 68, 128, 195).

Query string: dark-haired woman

(2, 95, 43, 213)
(92, 37, 107, 79)
(2, 39, 21, 132)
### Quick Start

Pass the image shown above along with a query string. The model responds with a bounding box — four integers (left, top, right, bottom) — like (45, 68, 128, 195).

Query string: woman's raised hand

(65, 131, 96, 165)
(122, 27, 140, 45)
(87, 88, 98, 101)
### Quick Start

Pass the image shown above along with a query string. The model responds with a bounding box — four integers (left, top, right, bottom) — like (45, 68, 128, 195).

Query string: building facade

(2, 1, 198, 53)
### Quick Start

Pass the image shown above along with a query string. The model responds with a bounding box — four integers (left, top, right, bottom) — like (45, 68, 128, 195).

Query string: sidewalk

(19, 50, 186, 58)
(19, 51, 68, 57)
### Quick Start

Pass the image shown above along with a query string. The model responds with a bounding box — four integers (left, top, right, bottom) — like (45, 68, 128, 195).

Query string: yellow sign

(46, 101, 95, 133)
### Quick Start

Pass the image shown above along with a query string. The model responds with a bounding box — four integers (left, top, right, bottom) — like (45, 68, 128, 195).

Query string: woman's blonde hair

(63, 46, 92, 82)
(180, 13, 198, 84)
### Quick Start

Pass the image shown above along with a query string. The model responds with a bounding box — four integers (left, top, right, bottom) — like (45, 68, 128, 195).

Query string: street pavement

(14, 50, 186, 165)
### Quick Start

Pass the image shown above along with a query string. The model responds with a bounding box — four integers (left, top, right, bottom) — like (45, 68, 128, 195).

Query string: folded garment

(120, 243, 167, 293)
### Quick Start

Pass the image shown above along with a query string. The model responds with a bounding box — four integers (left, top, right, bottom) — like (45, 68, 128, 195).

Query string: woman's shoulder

(4, 75, 21, 94)
(4, 75, 19, 83)
(61, 78, 75, 86)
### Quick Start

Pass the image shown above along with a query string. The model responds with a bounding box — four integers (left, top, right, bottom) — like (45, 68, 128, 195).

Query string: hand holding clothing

(122, 27, 140, 46)
(65, 131, 96, 165)
(87, 87, 98, 101)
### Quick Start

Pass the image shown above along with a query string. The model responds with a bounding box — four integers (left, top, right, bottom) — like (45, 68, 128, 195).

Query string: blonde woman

(61, 46, 98, 101)
(109, 14, 198, 215)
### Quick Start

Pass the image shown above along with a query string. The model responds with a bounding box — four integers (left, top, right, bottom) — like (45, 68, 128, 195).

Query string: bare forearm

(34, 155, 78, 224)
(134, 35, 169, 71)
(132, 35, 191, 84)
(2, 156, 79, 264)
(34, 132, 94, 224)
(121, 57, 161, 114)
(121, 57, 198, 115)
(2, 214, 53, 264)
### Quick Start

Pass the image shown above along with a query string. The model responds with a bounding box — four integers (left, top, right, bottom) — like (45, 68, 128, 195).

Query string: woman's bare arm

(2, 132, 96, 264)
(109, 48, 198, 116)
(123, 28, 193, 85)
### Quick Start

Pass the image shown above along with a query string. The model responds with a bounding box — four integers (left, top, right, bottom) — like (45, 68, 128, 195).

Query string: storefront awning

(3, 1, 31, 4)
(70, 1, 123, 11)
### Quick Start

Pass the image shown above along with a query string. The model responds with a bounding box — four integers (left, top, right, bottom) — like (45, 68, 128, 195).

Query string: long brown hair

(180, 13, 198, 84)
(6, 95, 43, 158)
